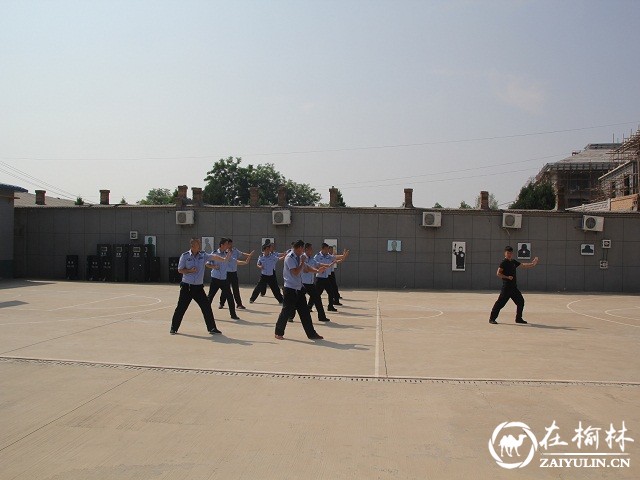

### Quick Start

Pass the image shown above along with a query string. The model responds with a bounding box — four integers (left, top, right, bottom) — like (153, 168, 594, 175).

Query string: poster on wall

(581, 244, 595, 256)
(517, 242, 531, 260)
(452, 242, 466, 271)
(262, 237, 275, 250)
(144, 236, 157, 256)
(201, 237, 215, 254)
(387, 240, 402, 252)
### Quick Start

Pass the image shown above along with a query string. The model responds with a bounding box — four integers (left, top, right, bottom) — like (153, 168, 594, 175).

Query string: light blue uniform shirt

(301, 254, 318, 285)
(227, 247, 241, 273)
(283, 251, 303, 290)
(178, 250, 218, 285)
(209, 249, 229, 280)
(314, 252, 334, 278)
(257, 252, 279, 275)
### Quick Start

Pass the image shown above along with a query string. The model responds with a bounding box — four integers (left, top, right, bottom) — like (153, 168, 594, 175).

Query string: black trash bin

(66, 255, 79, 280)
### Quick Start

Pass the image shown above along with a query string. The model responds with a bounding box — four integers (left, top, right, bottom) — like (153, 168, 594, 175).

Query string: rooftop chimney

(100, 189, 110, 205)
(480, 191, 489, 210)
(555, 185, 565, 211)
(177, 185, 188, 208)
(192, 187, 203, 207)
(249, 186, 260, 207)
(277, 185, 287, 207)
(404, 188, 414, 208)
(329, 187, 339, 207)
(35, 190, 45, 205)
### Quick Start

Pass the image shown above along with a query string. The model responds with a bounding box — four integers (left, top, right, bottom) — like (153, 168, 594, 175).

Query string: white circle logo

(488, 421, 538, 469)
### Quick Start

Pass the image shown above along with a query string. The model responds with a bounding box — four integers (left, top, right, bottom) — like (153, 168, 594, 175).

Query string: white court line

(567, 300, 640, 329)
(49, 294, 136, 311)
(0, 304, 171, 326)
(375, 291, 381, 377)
(603, 306, 640, 321)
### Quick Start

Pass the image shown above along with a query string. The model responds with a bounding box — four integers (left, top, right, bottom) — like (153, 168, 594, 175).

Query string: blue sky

(1, 0, 639, 207)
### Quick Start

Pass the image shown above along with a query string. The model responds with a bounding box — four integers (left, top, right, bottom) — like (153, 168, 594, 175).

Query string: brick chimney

(555, 185, 565, 211)
(480, 191, 489, 210)
(192, 187, 203, 207)
(404, 188, 414, 208)
(277, 185, 287, 207)
(329, 187, 339, 207)
(35, 190, 46, 205)
(249, 186, 260, 207)
(177, 185, 188, 208)
(99, 189, 110, 205)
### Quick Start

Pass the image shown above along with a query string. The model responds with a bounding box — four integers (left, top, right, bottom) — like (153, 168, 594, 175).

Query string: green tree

(474, 192, 499, 209)
(203, 157, 320, 206)
(510, 182, 555, 209)
(120, 197, 128, 205)
(75, 196, 84, 205)
(138, 188, 176, 205)
(459, 200, 472, 209)
(433, 202, 443, 208)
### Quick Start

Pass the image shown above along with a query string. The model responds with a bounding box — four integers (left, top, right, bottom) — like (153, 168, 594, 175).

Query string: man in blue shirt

(218, 238, 254, 310)
(301, 243, 332, 322)
(206, 238, 240, 320)
(311, 243, 349, 312)
(275, 240, 324, 340)
(170, 238, 226, 335)
(249, 243, 285, 304)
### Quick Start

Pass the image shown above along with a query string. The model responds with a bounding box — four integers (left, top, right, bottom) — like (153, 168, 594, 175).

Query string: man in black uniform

(489, 246, 539, 324)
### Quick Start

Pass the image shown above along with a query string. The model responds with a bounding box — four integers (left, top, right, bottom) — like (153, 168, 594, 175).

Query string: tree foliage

(459, 200, 472, 209)
(203, 157, 321, 206)
(138, 188, 176, 205)
(433, 202, 443, 208)
(510, 182, 555, 210)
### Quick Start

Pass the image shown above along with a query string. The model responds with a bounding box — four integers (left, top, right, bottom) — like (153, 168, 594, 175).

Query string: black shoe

(231, 316, 240, 320)
(288, 318, 294, 322)
(209, 328, 222, 335)
(328, 306, 338, 312)
(218, 304, 224, 309)
(260, 293, 265, 297)
(237, 305, 246, 310)
(249, 299, 255, 304)
(489, 319, 498, 324)
(308, 334, 324, 340)
(334, 302, 343, 306)
(170, 329, 177, 334)
(515, 319, 528, 324)
(319, 318, 330, 322)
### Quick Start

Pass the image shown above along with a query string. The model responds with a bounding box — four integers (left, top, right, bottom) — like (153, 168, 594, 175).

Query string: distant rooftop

(14, 191, 77, 207)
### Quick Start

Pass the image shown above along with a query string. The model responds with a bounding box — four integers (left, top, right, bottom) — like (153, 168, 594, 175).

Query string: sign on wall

(452, 242, 466, 271)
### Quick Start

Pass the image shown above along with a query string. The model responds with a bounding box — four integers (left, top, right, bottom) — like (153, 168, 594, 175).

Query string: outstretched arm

(520, 257, 539, 269)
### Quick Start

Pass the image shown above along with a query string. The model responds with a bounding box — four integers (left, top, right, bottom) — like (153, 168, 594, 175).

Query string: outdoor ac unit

(176, 210, 195, 225)
(272, 210, 291, 225)
(422, 211, 442, 227)
(502, 213, 522, 229)
(583, 215, 604, 232)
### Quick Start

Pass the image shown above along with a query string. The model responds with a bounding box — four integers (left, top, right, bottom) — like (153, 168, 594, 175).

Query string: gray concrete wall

(1, 196, 16, 279)
(12, 205, 640, 292)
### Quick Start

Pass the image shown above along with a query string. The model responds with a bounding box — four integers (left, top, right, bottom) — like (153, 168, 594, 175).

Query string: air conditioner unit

(272, 210, 291, 225)
(502, 213, 522, 229)
(422, 211, 442, 227)
(176, 210, 195, 225)
(583, 215, 604, 232)
(129, 231, 138, 240)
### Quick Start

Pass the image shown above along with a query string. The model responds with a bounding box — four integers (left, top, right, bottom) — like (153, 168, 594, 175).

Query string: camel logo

(488, 421, 538, 469)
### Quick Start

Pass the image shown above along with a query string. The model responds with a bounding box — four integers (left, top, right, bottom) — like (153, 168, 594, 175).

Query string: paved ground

(0, 279, 638, 479)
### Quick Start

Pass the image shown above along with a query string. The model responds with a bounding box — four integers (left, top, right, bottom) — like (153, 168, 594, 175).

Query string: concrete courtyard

(0, 280, 638, 479)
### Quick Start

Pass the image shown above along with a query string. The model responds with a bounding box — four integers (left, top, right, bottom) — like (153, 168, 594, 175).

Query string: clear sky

(1, 0, 639, 208)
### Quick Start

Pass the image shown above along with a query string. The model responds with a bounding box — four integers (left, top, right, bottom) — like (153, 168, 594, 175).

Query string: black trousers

(329, 272, 340, 302)
(275, 287, 318, 337)
(490, 284, 525, 321)
(208, 277, 236, 317)
(260, 270, 280, 296)
(220, 271, 243, 307)
(170, 283, 217, 332)
(250, 274, 284, 303)
(303, 283, 329, 321)
(311, 277, 335, 309)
